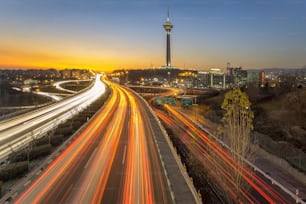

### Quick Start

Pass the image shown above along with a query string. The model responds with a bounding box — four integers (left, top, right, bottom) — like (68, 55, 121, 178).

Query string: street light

(193, 103, 199, 121)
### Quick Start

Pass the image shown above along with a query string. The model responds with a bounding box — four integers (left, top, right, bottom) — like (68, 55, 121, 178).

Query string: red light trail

(156, 104, 290, 203)
(15, 83, 173, 204)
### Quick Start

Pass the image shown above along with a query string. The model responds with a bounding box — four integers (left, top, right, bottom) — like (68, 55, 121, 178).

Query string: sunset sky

(0, 0, 306, 72)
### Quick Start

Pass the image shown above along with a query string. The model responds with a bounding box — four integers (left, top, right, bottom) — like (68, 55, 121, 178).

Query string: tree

(218, 88, 255, 202)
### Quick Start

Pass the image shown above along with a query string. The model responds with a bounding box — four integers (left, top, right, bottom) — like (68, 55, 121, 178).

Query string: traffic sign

(181, 98, 193, 107)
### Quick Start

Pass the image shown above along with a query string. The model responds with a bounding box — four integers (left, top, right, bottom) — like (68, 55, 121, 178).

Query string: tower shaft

(166, 32, 171, 67)
(163, 12, 173, 68)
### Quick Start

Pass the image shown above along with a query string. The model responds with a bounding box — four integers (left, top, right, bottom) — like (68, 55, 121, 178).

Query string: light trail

(0, 77, 98, 131)
(122, 88, 155, 204)
(71, 86, 127, 203)
(53, 80, 78, 94)
(0, 75, 105, 162)
(13, 82, 173, 204)
(33, 91, 63, 101)
(156, 104, 291, 203)
(15, 82, 120, 204)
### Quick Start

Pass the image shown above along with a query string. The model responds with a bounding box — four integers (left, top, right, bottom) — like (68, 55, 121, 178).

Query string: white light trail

(0, 74, 106, 162)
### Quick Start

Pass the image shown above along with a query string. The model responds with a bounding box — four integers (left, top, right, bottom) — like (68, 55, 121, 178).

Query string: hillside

(199, 87, 306, 152)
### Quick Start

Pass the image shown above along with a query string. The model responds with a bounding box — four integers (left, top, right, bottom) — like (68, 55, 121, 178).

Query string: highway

(31, 79, 87, 101)
(53, 80, 77, 94)
(0, 75, 105, 162)
(155, 104, 294, 203)
(14, 83, 174, 203)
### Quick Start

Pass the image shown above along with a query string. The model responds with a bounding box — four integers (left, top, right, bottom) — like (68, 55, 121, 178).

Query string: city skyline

(0, 0, 306, 72)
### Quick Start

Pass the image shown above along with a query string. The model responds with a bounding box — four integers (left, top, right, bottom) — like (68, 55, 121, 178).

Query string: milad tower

(163, 11, 173, 68)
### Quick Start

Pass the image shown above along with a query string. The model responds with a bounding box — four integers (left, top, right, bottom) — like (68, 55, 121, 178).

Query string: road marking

(122, 145, 127, 165)
(24, 180, 32, 187)
(59, 184, 73, 203)
(84, 148, 97, 169)
(36, 170, 42, 175)
(12, 192, 18, 199)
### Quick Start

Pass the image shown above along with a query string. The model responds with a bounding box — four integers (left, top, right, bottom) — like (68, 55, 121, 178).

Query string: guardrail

(128, 87, 201, 204)
(178, 110, 306, 204)
(0, 80, 112, 203)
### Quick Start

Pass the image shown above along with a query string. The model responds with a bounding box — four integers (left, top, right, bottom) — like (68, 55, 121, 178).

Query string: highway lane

(33, 91, 63, 101)
(15, 83, 174, 203)
(0, 77, 96, 132)
(53, 80, 78, 94)
(155, 105, 292, 203)
(121, 88, 172, 203)
(15, 82, 122, 203)
(0, 75, 105, 162)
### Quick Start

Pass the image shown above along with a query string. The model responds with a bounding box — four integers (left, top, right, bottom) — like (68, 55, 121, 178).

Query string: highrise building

(163, 11, 173, 68)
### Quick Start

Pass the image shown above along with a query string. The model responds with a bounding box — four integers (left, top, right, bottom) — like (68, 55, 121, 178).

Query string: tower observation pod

(163, 12, 173, 68)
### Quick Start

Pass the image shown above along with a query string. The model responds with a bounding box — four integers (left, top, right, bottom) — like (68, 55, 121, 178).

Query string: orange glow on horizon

(0, 51, 119, 72)
(0, 56, 165, 72)
(0, 44, 239, 72)
(0, 40, 235, 72)
(0, 44, 164, 72)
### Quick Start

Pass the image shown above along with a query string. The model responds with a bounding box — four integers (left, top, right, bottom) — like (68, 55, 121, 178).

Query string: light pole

(193, 97, 199, 121)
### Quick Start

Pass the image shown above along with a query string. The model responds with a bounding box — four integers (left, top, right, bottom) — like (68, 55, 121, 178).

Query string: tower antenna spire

(167, 8, 170, 21)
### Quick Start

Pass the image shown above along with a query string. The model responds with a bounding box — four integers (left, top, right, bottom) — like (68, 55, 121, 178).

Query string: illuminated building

(261, 70, 265, 86)
(209, 68, 226, 89)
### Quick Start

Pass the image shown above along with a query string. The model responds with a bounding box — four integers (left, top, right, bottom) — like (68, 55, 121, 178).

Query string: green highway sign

(153, 97, 163, 106)
(166, 97, 175, 105)
(153, 97, 175, 106)
(181, 98, 193, 107)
